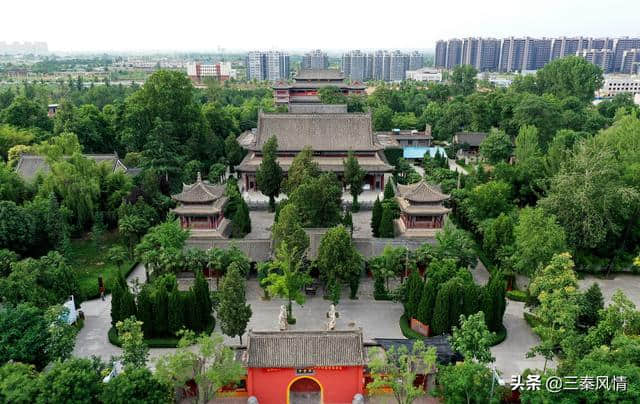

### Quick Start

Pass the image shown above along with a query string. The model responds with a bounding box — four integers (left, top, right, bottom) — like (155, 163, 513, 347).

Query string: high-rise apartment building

(436, 36, 640, 73)
(409, 51, 424, 70)
(341, 50, 369, 81)
(435, 40, 448, 68)
(246, 51, 290, 81)
(621, 50, 640, 74)
(302, 49, 328, 70)
(445, 39, 463, 69)
(389, 50, 410, 81)
(581, 49, 615, 73)
(372, 50, 385, 81)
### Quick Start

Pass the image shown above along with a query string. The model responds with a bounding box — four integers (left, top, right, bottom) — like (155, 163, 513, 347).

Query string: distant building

(409, 51, 424, 70)
(598, 75, 640, 97)
(406, 68, 443, 83)
(302, 49, 329, 70)
(273, 69, 365, 105)
(389, 50, 410, 81)
(15, 154, 128, 182)
(246, 51, 290, 81)
(581, 49, 615, 73)
(47, 104, 59, 118)
(435, 40, 448, 68)
(435, 36, 640, 73)
(453, 132, 488, 163)
(376, 127, 433, 148)
(186, 62, 236, 83)
(341, 50, 369, 81)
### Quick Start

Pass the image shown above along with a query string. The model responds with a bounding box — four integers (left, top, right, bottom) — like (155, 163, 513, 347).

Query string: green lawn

(68, 231, 135, 300)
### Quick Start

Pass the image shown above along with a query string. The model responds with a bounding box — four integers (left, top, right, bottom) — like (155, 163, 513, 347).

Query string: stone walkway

(72, 263, 176, 364)
(73, 265, 404, 364)
(473, 262, 551, 381)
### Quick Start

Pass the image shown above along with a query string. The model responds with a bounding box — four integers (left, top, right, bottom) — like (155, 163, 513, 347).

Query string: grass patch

(399, 314, 427, 339)
(506, 290, 528, 302)
(68, 231, 135, 300)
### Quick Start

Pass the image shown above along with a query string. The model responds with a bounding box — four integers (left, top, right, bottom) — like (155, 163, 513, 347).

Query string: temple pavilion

(395, 180, 450, 238)
(273, 69, 366, 105)
(171, 173, 230, 238)
(235, 107, 393, 192)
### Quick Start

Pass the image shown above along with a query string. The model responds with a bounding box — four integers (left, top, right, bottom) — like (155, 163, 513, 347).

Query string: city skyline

(1, 0, 639, 52)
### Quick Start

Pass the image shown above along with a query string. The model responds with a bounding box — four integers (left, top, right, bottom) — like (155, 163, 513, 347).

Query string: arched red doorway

(288, 376, 322, 404)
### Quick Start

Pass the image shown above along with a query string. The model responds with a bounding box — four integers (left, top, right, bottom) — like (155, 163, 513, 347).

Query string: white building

(186, 62, 236, 82)
(406, 68, 443, 83)
(598, 75, 640, 97)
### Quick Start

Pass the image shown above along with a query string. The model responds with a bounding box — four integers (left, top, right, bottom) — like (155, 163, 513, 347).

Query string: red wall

(247, 366, 363, 404)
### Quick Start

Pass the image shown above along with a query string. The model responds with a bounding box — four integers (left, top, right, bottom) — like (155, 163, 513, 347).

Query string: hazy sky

(2, 0, 639, 53)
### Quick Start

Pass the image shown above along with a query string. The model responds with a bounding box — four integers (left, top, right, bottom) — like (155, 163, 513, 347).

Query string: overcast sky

(2, 0, 639, 53)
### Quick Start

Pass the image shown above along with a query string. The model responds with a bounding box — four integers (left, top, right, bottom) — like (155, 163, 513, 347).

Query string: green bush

(524, 312, 541, 328)
(506, 289, 528, 302)
(108, 318, 215, 348)
(488, 325, 507, 346)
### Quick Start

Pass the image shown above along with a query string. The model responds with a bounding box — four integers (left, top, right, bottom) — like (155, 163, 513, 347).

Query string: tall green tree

(535, 56, 604, 103)
(367, 340, 437, 404)
(438, 361, 496, 404)
(154, 332, 244, 404)
(316, 225, 363, 304)
(255, 136, 282, 211)
(116, 316, 149, 368)
(289, 173, 342, 227)
(343, 150, 365, 211)
(578, 283, 604, 329)
(192, 269, 212, 332)
(479, 128, 512, 164)
(404, 268, 423, 320)
(265, 241, 312, 322)
(451, 312, 495, 364)
(371, 196, 383, 237)
(217, 263, 252, 344)
(37, 358, 104, 404)
(378, 204, 395, 238)
(450, 65, 478, 96)
(282, 147, 320, 194)
(101, 367, 172, 404)
(271, 203, 309, 261)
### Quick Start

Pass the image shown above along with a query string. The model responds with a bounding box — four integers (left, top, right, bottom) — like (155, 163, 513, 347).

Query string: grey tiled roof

(295, 69, 345, 80)
(252, 112, 381, 152)
(453, 132, 487, 147)
(247, 330, 365, 368)
(171, 175, 225, 203)
(288, 104, 348, 114)
(15, 154, 126, 181)
(397, 180, 449, 203)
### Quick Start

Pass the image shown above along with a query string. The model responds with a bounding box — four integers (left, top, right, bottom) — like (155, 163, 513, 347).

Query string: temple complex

(395, 180, 450, 238)
(236, 107, 393, 192)
(273, 69, 366, 105)
(170, 173, 230, 238)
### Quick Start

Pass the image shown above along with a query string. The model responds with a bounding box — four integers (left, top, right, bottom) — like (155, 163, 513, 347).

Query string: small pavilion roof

(171, 172, 225, 203)
(397, 180, 449, 203)
(246, 330, 365, 368)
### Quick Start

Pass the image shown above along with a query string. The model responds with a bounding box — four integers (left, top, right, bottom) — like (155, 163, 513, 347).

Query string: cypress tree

(404, 269, 423, 319)
(371, 197, 382, 237)
(193, 270, 212, 331)
(218, 264, 252, 344)
(110, 278, 123, 328)
(137, 285, 154, 337)
(167, 290, 183, 335)
(463, 282, 482, 317)
(383, 181, 395, 200)
(416, 280, 438, 326)
(378, 205, 395, 238)
(181, 291, 196, 331)
(579, 283, 604, 328)
(431, 283, 451, 335)
(154, 286, 169, 336)
(448, 279, 465, 332)
(483, 274, 506, 332)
